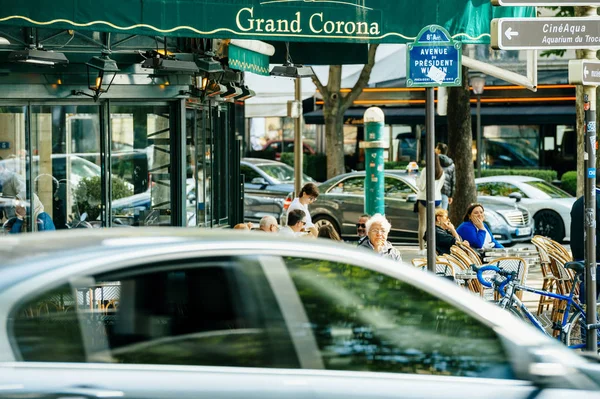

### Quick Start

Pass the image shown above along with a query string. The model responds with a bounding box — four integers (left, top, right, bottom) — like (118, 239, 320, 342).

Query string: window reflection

(285, 257, 512, 379)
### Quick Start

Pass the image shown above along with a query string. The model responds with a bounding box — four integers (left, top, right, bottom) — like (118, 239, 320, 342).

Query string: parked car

(0, 229, 599, 398)
(241, 157, 315, 223)
(261, 139, 316, 161)
(291, 171, 533, 245)
(475, 176, 575, 242)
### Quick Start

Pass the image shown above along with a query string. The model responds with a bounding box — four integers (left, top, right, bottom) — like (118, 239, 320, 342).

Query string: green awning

(0, 1, 534, 44)
(228, 44, 270, 76)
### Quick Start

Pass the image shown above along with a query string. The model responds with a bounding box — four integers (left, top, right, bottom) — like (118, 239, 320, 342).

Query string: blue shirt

(456, 221, 503, 249)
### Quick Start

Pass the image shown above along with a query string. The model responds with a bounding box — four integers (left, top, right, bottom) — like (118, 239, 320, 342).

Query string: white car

(475, 176, 575, 242)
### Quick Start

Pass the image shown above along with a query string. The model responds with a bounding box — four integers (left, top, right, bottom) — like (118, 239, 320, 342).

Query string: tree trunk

(447, 66, 476, 226)
(324, 110, 345, 177)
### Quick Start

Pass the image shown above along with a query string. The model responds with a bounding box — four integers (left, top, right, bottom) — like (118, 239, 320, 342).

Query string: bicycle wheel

(563, 305, 600, 351)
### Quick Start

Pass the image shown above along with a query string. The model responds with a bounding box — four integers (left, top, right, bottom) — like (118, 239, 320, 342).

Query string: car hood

(477, 197, 527, 212)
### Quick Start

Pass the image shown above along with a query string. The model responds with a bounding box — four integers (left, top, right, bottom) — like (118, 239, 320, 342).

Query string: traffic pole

(425, 87, 436, 273)
(363, 107, 386, 216)
(584, 91, 597, 354)
(293, 77, 303, 197)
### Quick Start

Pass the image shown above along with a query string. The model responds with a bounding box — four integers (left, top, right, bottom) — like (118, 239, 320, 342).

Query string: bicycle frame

(476, 264, 592, 350)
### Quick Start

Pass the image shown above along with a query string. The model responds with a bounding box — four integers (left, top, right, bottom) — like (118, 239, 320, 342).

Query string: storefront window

(110, 105, 171, 227)
(0, 106, 27, 234)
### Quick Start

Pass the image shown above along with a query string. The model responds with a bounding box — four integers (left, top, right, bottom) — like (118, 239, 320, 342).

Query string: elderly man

(259, 215, 279, 233)
(279, 209, 307, 237)
(358, 213, 402, 261)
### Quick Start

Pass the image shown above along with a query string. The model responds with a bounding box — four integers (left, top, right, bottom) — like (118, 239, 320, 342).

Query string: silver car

(0, 229, 598, 398)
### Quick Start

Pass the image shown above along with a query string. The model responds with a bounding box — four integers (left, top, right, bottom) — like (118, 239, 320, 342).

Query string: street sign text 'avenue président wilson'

(492, 17, 600, 50)
(406, 25, 462, 88)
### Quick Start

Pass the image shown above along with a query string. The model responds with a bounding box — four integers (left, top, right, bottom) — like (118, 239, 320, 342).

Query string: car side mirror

(509, 192, 522, 203)
(407, 193, 417, 203)
(251, 177, 268, 186)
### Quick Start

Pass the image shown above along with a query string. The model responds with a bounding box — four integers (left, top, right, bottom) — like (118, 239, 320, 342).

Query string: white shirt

(287, 198, 314, 228)
(416, 168, 445, 201)
(279, 226, 302, 237)
(482, 228, 494, 248)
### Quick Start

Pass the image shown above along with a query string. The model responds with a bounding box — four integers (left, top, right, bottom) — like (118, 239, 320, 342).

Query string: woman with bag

(415, 154, 445, 254)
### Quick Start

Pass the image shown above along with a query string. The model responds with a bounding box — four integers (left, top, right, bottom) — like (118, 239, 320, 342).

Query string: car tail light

(283, 195, 293, 210)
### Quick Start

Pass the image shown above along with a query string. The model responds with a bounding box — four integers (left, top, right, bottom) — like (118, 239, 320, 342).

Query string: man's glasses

(300, 220, 307, 226)
(356, 223, 366, 228)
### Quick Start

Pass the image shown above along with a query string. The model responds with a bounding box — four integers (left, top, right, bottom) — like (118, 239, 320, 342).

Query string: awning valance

(0, 1, 534, 44)
(228, 44, 271, 76)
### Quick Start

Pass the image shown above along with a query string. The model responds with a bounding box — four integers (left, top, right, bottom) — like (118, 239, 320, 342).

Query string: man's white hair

(366, 213, 391, 233)
(259, 215, 278, 229)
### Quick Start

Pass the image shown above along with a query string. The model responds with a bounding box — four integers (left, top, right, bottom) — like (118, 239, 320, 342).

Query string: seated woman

(425, 208, 468, 255)
(456, 203, 503, 250)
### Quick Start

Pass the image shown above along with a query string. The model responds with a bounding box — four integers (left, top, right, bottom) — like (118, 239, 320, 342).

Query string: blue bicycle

(473, 261, 600, 350)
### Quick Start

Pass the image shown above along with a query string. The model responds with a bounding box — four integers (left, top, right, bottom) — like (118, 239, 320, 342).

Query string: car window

(241, 165, 262, 183)
(477, 182, 526, 198)
(334, 177, 364, 195)
(12, 257, 299, 368)
(524, 180, 572, 199)
(256, 163, 314, 184)
(283, 257, 513, 379)
(385, 177, 415, 200)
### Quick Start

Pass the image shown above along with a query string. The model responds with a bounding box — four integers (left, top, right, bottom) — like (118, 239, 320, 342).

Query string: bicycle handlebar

(471, 264, 517, 289)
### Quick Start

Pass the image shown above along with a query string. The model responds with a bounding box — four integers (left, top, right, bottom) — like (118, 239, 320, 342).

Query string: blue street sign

(0, 142, 10, 149)
(406, 25, 462, 88)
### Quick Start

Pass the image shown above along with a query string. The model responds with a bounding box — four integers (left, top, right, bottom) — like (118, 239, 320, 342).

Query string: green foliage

(74, 176, 133, 220)
(480, 169, 557, 182)
(384, 161, 409, 170)
(280, 153, 328, 182)
(561, 171, 577, 195)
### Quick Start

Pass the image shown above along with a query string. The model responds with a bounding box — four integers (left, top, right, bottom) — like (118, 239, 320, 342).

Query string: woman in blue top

(456, 203, 503, 250)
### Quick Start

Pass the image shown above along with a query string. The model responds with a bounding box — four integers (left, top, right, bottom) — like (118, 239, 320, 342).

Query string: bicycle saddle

(564, 261, 584, 274)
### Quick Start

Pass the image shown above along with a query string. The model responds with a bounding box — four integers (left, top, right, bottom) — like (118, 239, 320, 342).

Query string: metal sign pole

(584, 92, 598, 353)
(426, 87, 436, 273)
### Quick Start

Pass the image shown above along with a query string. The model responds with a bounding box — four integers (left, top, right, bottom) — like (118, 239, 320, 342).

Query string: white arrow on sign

(585, 66, 589, 78)
(504, 27, 519, 40)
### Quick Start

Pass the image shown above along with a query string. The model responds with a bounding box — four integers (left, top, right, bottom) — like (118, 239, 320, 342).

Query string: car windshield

(524, 180, 572, 199)
(256, 164, 315, 184)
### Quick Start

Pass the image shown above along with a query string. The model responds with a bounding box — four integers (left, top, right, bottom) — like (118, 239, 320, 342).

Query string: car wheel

(313, 215, 341, 236)
(534, 210, 565, 242)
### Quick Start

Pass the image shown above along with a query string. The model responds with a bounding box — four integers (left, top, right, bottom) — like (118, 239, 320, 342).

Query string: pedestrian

(259, 215, 279, 233)
(0, 159, 26, 219)
(435, 143, 455, 211)
(358, 213, 402, 261)
(425, 208, 467, 255)
(280, 209, 307, 237)
(456, 203, 503, 251)
(416, 153, 445, 254)
(318, 224, 341, 241)
(356, 214, 370, 243)
(287, 182, 319, 237)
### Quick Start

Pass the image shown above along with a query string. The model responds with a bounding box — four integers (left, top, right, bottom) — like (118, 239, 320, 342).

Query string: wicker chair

(531, 235, 557, 315)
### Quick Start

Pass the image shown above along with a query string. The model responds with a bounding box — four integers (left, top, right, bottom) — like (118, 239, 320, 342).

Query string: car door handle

(56, 387, 125, 398)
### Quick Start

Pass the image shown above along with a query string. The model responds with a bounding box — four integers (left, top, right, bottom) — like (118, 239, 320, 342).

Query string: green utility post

(363, 107, 386, 216)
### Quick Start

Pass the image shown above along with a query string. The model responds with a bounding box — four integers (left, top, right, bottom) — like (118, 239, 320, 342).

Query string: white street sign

(569, 60, 600, 86)
(492, 17, 600, 50)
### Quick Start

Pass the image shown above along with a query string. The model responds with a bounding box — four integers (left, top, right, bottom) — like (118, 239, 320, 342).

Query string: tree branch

(311, 74, 329, 107)
(341, 43, 379, 111)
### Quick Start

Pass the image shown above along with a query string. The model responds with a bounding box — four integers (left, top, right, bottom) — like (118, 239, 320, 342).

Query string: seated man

(259, 216, 279, 233)
(279, 209, 307, 237)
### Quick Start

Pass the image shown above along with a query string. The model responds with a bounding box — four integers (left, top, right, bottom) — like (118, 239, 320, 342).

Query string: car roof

(475, 175, 542, 183)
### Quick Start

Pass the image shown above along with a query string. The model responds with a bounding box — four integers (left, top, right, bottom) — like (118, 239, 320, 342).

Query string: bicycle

(472, 262, 600, 351)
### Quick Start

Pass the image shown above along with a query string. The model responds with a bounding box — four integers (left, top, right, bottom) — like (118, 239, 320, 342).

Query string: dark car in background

(261, 139, 316, 161)
(241, 158, 315, 223)
(292, 171, 533, 245)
